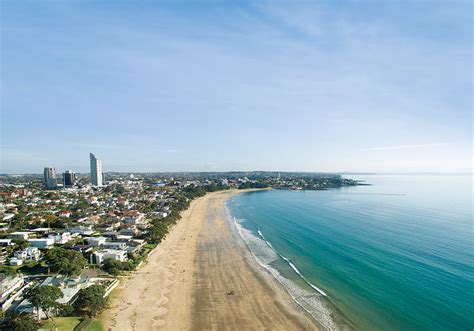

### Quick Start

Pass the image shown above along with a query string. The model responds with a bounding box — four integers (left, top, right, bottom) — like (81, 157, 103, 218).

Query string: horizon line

(1, 171, 473, 176)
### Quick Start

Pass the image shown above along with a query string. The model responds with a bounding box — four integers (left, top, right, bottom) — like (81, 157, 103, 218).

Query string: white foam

(226, 207, 338, 331)
(279, 254, 328, 297)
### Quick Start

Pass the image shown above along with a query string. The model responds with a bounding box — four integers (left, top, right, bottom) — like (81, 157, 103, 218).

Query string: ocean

(226, 175, 473, 331)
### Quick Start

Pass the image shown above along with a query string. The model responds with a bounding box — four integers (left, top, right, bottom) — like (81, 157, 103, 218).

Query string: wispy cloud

(361, 143, 449, 151)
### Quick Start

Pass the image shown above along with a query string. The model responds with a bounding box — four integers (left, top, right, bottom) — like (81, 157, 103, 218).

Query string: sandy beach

(103, 190, 319, 330)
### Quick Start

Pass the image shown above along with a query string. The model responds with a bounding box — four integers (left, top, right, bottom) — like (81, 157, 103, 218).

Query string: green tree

(102, 259, 134, 275)
(2, 311, 40, 331)
(75, 285, 107, 317)
(12, 239, 30, 250)
(101, 259, 121, 276)
(25, 285, 63, 321)
(146, 221, 169, 243)
(44, 247, 87, 276)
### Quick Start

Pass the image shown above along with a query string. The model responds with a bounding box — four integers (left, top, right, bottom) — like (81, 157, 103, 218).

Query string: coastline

(102, 189, 319, 330)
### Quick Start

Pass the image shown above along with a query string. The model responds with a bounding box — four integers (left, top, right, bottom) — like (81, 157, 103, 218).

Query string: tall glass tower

(43, 167, 57, 189)
(90, 153, 103, 186)
(63, 170, 76, 188)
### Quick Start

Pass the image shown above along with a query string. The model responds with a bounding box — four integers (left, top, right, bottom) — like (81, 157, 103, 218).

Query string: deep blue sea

(226, 175, 473, 331)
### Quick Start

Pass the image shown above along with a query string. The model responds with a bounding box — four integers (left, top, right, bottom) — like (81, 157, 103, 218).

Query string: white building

(3, 214, 14, 222)
(90, 153, 103, 187)
(92, 249, 128, 264)
(48, 232, 72, 244)
(28, 238, 55, 249)
(14, 247, 41, 261)
(9, 258, 23, 266)
(85, 236, 107, 247)
(69, 225, 94, 236)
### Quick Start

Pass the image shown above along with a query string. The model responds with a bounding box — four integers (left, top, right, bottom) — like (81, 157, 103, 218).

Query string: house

(116, 235, 133, 241)
(0, 239, 13, 247)
(84, 236, 107, 247)
(76, 217, 88, 223)
(103, 241, 127, 250)
(97, 221, 121, 231)
(124, 240, 144, 254)
(92, 249, 128, 264)
(9, 258, 23, 266)
(3, 214, 14, 222)
(124, 213, 146, 225)
(38, 276, 92, 305)
(48, 232, 72, 244)
(15, 275, 118, 317)
(26, 247, 41, 261)
(14, 247, 41, 261)
(28, 238, 55, 249)
(30, 228, 52, 235)
(63, 244, 92, 254)
(8, 232, 32, 240)
(118, 228, 138, 237)
(69, 225, 94, 236)
(13, 250, 27, 260)
(101, 231, 119, 239)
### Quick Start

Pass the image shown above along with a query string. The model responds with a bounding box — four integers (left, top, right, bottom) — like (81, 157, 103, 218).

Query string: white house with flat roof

(14, 247, 41, 261)
(48, 232, 72, 244)
(9, 258, 23, 266)
(92, 249, 127, 264)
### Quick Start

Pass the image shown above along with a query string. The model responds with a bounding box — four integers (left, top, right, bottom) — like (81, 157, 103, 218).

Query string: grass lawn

(42, 317, 82, 330)
(86, 320, 104, 331)
(144, 243, 157, 249)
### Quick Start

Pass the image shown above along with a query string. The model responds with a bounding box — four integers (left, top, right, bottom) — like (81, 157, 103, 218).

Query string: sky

(1, 0, 472, 174)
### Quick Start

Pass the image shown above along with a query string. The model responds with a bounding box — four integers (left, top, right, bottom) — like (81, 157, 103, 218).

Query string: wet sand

(103, 190, 318, 330)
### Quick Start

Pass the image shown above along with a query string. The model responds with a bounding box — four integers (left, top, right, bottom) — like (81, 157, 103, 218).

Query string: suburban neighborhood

(0, 155, 359, 330)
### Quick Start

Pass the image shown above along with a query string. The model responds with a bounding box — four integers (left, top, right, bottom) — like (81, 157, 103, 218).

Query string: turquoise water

(226, 175, 473, 331)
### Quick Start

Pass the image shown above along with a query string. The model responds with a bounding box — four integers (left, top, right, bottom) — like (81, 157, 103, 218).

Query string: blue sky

(1, 0, 472, 173)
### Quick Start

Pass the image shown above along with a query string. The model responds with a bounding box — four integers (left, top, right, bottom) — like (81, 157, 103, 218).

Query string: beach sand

(103, 190, 319, 330)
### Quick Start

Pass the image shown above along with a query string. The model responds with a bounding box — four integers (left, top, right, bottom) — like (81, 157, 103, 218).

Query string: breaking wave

(226, 207, 338, 331)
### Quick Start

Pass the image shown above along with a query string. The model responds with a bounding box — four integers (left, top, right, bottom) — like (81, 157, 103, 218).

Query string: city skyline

(1, 1, 472, 174)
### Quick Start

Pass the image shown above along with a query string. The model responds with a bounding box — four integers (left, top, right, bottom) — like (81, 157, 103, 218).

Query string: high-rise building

(43, 167, 57, 189)
(90, 153, 103, 186)
(63, 170, 76, 188)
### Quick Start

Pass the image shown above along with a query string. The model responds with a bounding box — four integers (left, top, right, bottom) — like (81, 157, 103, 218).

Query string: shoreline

(102, 189, 319, 330)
